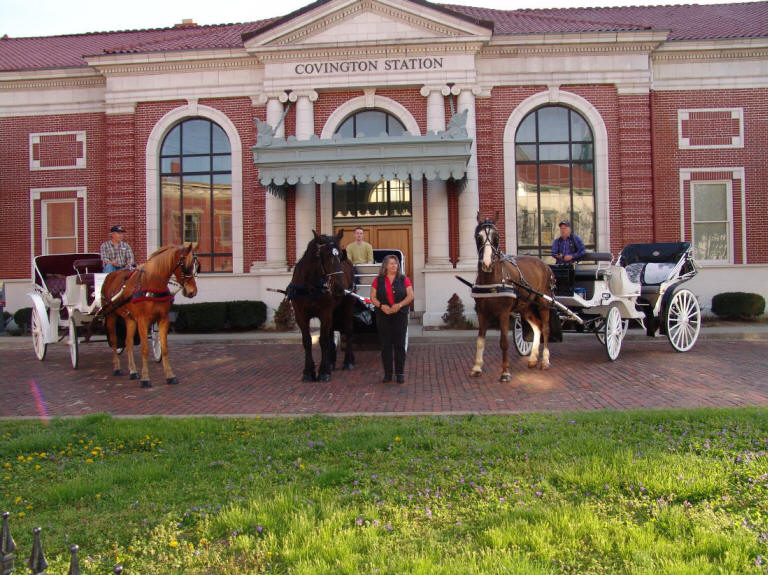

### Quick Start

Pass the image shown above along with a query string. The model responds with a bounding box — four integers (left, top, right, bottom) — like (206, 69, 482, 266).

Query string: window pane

(538, 107, 569, 142)
(161, 157, 181, 174)
(516, 113, 536, 143)
(516, 144, 537, 162)
(213, 173, 232, 251)
(387, 116, 406, 136)
(47, 202, 75, 236)
(47, 238, 76, 254)
(182, 120, 211, 155)
(539, 144, 569, 162)
(570, 113, 592, 142)
(694, 183, 727, 221)
(571, 143, 592, 162)
(355, 111, 387, 137)
(359, 181, 383, 217)
(694, 222, 728, 260)
(161, 176, 182, 245)
(389, 179, 410, 216)
(183, 155, 210, 173)
(162, 125, 181, 155)
(212, 255, 233, 273)
(211, 124, 230, 154)
(212, 155, 231, 172)
(516, 165, 538, 248)
(333, 182, 355, 217)
(184, 212, 202, 245)
(539, 164, 571, 248)
(337, 117, 354, 139)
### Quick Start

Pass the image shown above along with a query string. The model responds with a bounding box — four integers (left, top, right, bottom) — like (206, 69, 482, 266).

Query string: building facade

(1, 0, 767, 322)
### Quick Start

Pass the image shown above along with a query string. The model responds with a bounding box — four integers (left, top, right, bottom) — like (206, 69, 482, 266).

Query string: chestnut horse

(471, 216, 556, 381)
(100, 243, 198, 388)
(288, 230, 355, 382)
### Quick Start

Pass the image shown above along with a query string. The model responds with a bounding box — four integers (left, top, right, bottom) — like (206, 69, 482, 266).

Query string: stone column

(421, 85, 450, 266)
(456, 86, 480, 266)
(264, 93, 288, 269)
(293, 90, 318, 261)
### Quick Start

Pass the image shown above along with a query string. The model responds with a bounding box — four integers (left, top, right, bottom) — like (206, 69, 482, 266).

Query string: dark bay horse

(100, 243, 198, 388)
(288, 230, 355, 382)
(471, 216, 556, 381)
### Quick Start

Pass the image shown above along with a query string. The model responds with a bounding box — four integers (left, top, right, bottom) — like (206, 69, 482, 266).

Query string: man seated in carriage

(100, 225, 135, 273)
(551, 220, 586, 265)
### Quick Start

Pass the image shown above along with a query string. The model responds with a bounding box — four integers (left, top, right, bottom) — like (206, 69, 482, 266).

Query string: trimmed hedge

(711, 292, 765, 320)
(171, 300, 266, 333)
(13, 307, 32, 331)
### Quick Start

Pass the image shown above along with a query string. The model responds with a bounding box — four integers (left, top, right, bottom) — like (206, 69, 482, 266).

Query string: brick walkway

(1, 336, 767, 418)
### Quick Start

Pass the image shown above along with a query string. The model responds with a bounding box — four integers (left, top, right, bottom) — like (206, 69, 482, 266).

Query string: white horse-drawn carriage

(514, 242, 701, 360)
(27, 253, 161, 368)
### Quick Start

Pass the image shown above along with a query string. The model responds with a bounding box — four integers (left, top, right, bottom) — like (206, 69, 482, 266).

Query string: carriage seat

(73, 258, 103, 280)
(625, 262, 677, 295)
(43, 275, 67, 299)
(572, 252, 612, 282)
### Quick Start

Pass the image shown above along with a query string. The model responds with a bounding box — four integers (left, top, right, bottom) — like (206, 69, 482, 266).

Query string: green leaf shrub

(13, 306, 32, 331)
(171, 301, 267, 332)
(711, 292, 765, 320)
(225, 300, 267, 331)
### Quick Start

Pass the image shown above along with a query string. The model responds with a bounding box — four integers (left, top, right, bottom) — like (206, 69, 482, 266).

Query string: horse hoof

(140, 381, 152, 388)
(318, 373, 331, 383)
(499, 374, 512, 382)
(129, 373, 140, 380)
(166, 377, 178, 385)
(527, 362, 538, 369)
(302, 374, 316, 382)
(343, 363, 355, 370)
(470, 370, 482, 378)
(539, 363, 551, 371)
(113, 369, 122, 376)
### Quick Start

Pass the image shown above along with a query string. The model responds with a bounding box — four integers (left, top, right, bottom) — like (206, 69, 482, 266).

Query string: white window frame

(29, 188, 88, 266)
(677, 108, 744, 150)
(42, 199, 78, 255)
(690, 180, 733, 265)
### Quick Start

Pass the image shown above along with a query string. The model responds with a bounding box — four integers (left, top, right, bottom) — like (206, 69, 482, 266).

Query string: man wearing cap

(100, 225, 135, 273)
(551, 220, 586, 264)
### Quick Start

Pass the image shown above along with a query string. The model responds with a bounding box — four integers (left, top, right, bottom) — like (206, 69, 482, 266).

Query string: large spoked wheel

(150, 323, 162, 363)
(69, 316, 79, 369)
(513, 314, 533, 356)
(603, 305, 624, 361)
(666, 289, 700, 352)
(31, 307, 47, 361)
(596, 318, 629, 345)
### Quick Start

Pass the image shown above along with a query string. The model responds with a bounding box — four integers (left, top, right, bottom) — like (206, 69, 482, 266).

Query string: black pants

(376, 310, 408, 376)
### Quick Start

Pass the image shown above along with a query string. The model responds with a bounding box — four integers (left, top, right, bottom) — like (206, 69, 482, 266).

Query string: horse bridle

(476, 221, 502, 263)
(317, 242, 345, 283)
(169, 252, 199, 294)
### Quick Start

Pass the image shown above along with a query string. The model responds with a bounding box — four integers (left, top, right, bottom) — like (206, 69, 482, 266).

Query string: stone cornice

(479, 42, 662, 58)
(651, 47, 768, 62)
(90, 56, 262, 77)
(0, 75, 105, 90)
(254, 41, 487, 62)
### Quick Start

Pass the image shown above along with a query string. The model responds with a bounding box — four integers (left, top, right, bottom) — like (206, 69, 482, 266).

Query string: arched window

(515, 105, 595, 259)
(332, 110, 411, 219)
(160, 118, 232, 272)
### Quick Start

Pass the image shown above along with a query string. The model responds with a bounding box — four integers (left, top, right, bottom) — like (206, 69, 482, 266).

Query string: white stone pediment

(244, 0, 492, 52)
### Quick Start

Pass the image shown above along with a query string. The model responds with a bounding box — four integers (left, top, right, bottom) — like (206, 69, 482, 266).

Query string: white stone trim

(145, 104, 243, 273)
(677, 108, 744, 149)
(29, 187, 87, 263)
(503, 90, 610, 255)
(320, 94, 422, 138)
(679, 167, 745, 265)
(29, 131, 86, 171)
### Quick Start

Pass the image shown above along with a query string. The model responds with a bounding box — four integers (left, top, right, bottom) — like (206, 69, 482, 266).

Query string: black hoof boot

(113, 369, 122, 376)
(129, 373, 140, 380)
(381, 375, 392, 383)
(302, 372, 316, 382)
(166, 377, 178, 385)
(343, 363, 355, 370)
(318, 372, 331, 383)
(396, 375, 405, 384)
(140, 381, 152, 388)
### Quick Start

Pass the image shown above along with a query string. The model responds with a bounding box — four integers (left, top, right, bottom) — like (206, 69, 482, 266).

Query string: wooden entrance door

(336, 224, 412, 280)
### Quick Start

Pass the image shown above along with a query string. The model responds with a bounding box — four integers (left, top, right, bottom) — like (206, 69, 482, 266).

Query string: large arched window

(332, 110, 411, 219)
(160, 118, 232, 272)
(515, 105, 595, 258)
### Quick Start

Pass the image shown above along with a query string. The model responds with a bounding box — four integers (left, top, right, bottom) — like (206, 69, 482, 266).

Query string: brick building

(1, 0, 766, 322)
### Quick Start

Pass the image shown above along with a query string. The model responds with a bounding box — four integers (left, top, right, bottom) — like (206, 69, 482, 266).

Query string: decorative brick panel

(29, 131, 86, 170)
(678, 108, 743, 149)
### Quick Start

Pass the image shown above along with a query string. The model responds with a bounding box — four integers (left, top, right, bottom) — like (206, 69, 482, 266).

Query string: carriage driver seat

(607, 265, 641, 299)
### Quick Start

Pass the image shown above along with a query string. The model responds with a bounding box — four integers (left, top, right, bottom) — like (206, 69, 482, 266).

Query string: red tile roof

(1, 2, 766, 72)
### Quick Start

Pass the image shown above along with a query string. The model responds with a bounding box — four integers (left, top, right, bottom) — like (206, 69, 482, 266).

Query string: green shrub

(225, 300, 267, 331)
(13, 307, 32, 332)
(711, 292, 765, 320)
(442, 293, 472, 329)
(273, 298, 296, 331)
(171, 301, 267, 332)
(172, 302, 227, 333)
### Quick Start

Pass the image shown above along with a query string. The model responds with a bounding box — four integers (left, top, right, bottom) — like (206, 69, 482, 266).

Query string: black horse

(288, 230, 356, 382)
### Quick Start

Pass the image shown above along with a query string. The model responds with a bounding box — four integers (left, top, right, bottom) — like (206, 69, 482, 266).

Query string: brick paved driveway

(1, 337, 766, 418)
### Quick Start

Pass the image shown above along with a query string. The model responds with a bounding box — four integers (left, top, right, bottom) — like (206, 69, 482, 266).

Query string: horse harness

(286, 245, 345, 300)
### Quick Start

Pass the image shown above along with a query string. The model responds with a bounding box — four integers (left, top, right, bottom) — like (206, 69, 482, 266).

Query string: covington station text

(294, 57, 444, 75)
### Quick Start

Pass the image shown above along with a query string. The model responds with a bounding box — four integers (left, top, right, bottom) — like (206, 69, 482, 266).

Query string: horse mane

(142, 244, 184, 275)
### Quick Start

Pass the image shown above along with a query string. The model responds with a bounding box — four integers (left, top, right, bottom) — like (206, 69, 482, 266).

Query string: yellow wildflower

(169, 540, 179, 548)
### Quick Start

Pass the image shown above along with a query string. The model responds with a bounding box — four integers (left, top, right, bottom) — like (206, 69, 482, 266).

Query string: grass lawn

(1, 409, 767, 574)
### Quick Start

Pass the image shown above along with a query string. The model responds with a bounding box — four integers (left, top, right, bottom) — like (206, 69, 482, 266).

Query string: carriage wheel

(603, 305, 624, 361)
(513, 314, 533, 356)
(596, 318, 628, 345)
(150, 323, 162, 363)
(69, 316, 79, 369)
(666, 289, 700, 352)
(31, 307, 47, 361)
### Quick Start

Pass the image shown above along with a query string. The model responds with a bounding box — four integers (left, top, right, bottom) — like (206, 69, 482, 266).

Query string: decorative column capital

(289, 90, 318, 103)
(420, 85, 448, 97)
(252, 92, 293, 106)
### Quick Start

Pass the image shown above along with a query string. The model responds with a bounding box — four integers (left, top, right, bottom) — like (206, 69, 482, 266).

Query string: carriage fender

(658, 278, 694, 336)
(27, 291, 53, 337)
